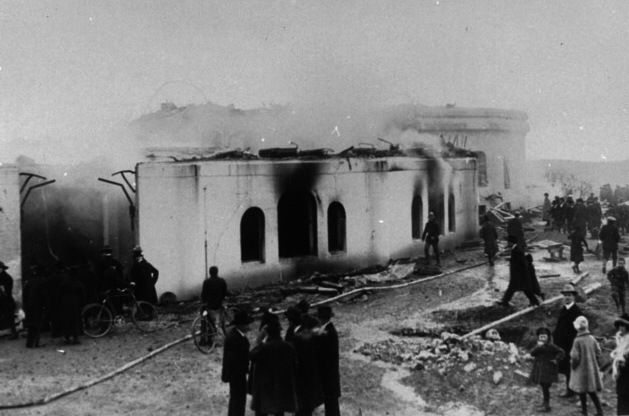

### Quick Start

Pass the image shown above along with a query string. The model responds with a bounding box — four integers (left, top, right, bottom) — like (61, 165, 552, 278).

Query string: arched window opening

(327, 202, 346, 253)
(278, 190, 318, 258)
(240, 207, 265, 262)
(411, 195, 423, 239)
(477, 151, 488, 187)
(448, 193, 456, 232)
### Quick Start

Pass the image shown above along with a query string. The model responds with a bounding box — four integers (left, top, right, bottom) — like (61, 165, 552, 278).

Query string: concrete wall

(136, 156, 477, 299)
(0, 165, 22, 303)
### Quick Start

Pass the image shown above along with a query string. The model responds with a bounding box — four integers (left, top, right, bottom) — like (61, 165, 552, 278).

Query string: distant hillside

(526, 159, 629, 197)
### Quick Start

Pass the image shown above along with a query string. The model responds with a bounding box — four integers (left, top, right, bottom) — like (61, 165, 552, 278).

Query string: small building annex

(135, 151, 478, 299)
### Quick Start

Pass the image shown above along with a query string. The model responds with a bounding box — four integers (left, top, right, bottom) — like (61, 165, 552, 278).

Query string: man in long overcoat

(249, 320, 298, 416)
(290, 314, 324, 416)
(222, 310, 253, 416)
(496, 235, 540, 307)
(59, 265, 85, 345)
(600, 216, 621, 273)
(316, 306, 341, 416)
(479, 214, 499, 266)
(506, 211, 526, 251)
(129, 246, 159, 305)
(542, 193, 552, 226)
(552, 284, 583, 398)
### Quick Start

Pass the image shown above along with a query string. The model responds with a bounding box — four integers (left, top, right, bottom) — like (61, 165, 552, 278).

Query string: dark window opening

(278, 190, 318, 258)
(240, 207, 265, 262)
(448, 193, 456, 232)
(477, 151, 488, 187)
(327, 202, 346, 253)
(411, 196, 423, 239)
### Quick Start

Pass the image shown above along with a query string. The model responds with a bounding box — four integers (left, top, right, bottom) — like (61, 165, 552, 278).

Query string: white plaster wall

(137, 156, 477, 299)
(0, 165, 22, 303)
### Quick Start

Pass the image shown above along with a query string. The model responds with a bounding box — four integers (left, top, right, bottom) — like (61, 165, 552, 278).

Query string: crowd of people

(0, 244, 159, 348)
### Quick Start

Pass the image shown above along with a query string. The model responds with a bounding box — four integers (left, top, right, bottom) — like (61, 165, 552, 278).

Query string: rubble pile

(355, 330, 528, 383)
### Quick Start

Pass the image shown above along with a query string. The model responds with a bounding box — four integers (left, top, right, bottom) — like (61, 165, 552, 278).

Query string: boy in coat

(222, 310, 253, 416)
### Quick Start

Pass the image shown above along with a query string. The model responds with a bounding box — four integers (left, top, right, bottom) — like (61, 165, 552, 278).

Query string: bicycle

(81, 288, 160, 338)
(191, 305, 240, 354)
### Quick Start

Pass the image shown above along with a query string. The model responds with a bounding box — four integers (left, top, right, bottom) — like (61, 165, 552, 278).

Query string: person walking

(496, 235, 540, 307)
(529, 327, 565, 413)
(222, 310, 253, 416)
(607, 258, 629, 315)
(506, 211, 526, 251)
(316, 305, 341, 416)
(291, 314, 324, 416)
(249, 320, 298, 416)
(553, 284, 584, 398)
(479, 214, 499, 266)
(129, 246, 159, 305)
(201, 266, 228, 336)
(0, 261, 18, 340)
(611, 313, 629, 416)
(569, 316, 604, 416)
(569, 225, 590, 274)
(421, 212, 441, 267)
(525, 254, 545, 302)
(600, 216, 621, 274)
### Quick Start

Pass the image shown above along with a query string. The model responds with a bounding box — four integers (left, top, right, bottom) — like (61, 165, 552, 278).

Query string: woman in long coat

(568, 226, 589, 273)
(611, 314, 629, 416)
(569, 316, 604, 416)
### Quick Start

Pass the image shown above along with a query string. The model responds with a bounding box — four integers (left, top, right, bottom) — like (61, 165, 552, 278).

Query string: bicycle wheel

(192, 314, 218, 354)
(131, 301, 160, 333)
(82, 304, 113, 338)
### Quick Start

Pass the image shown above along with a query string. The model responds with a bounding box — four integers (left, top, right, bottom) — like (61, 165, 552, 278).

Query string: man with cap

(421, 212, 441, 267)
(506, 211, 526, 251)
(129, 246, 159, 305)
(222, 310, 253, 416)
(496, 235, 540, 307)
(0, 261, 18, 339)
(607, 257, 629, 315)
(316, 305, 341, 416)
(599, 215, 621, 274)
(249, 319, 298, 416)
(611, 313, 629, 416)
(552, 284, 583, 398)
(201, 266, 228, 335)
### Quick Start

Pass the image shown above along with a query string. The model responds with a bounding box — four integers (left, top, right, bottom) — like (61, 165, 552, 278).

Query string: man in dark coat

(573, 198, 588, 233)
(284, 306, 303, 344)
(249, 320, 298, 416)
(479, 214, 499, 266)
(129, 246, 159, 305)
(600, 216, 621, 273)
(421, 212, 441, 267)
(316, 305, 341, 416)
(59, 265, 85, 345)
(496, 236, 540, 307)
(506, 211, 526, 251)
(222, 310, 253, 416)
(290, 314, 324, 416)
(23, 265, 47, 348)
(552, 284, 583, 398)
(0, 261, 18, 339)
(96, 246, 127, 293)
(201, 265, 228, 334)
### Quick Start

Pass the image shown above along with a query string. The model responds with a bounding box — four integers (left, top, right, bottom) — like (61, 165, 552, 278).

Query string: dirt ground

(1, 222, 627, 416)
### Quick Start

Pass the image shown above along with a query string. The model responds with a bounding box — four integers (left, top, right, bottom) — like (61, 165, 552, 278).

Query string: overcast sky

(1, 0, 628, 164)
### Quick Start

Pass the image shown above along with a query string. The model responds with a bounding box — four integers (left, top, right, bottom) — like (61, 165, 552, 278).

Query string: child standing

(529, 327, 565, 412)
(569, 316, 604, 416)
(607, 257, 629, 315)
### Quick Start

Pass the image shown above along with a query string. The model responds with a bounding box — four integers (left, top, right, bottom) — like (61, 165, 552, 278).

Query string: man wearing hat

(222, 310, 253, 416)
(542, 193, 552, 226)
(599, 215, 621, 274)
(611, 313, 629, 416)
(0, 261, 18, 340)
(496, 235, 540, 308)
(607, 257, 629, 315)
(96, 245, 126, 294)
(552, 284, 583, 398)
(316, 305, 341, 416)
(506, 211, 526, 251)
(284, 306, 303, 343)
(129, 246, 159, 305)
(421, 212, 441, 267)
(249, 319, 298, 415)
